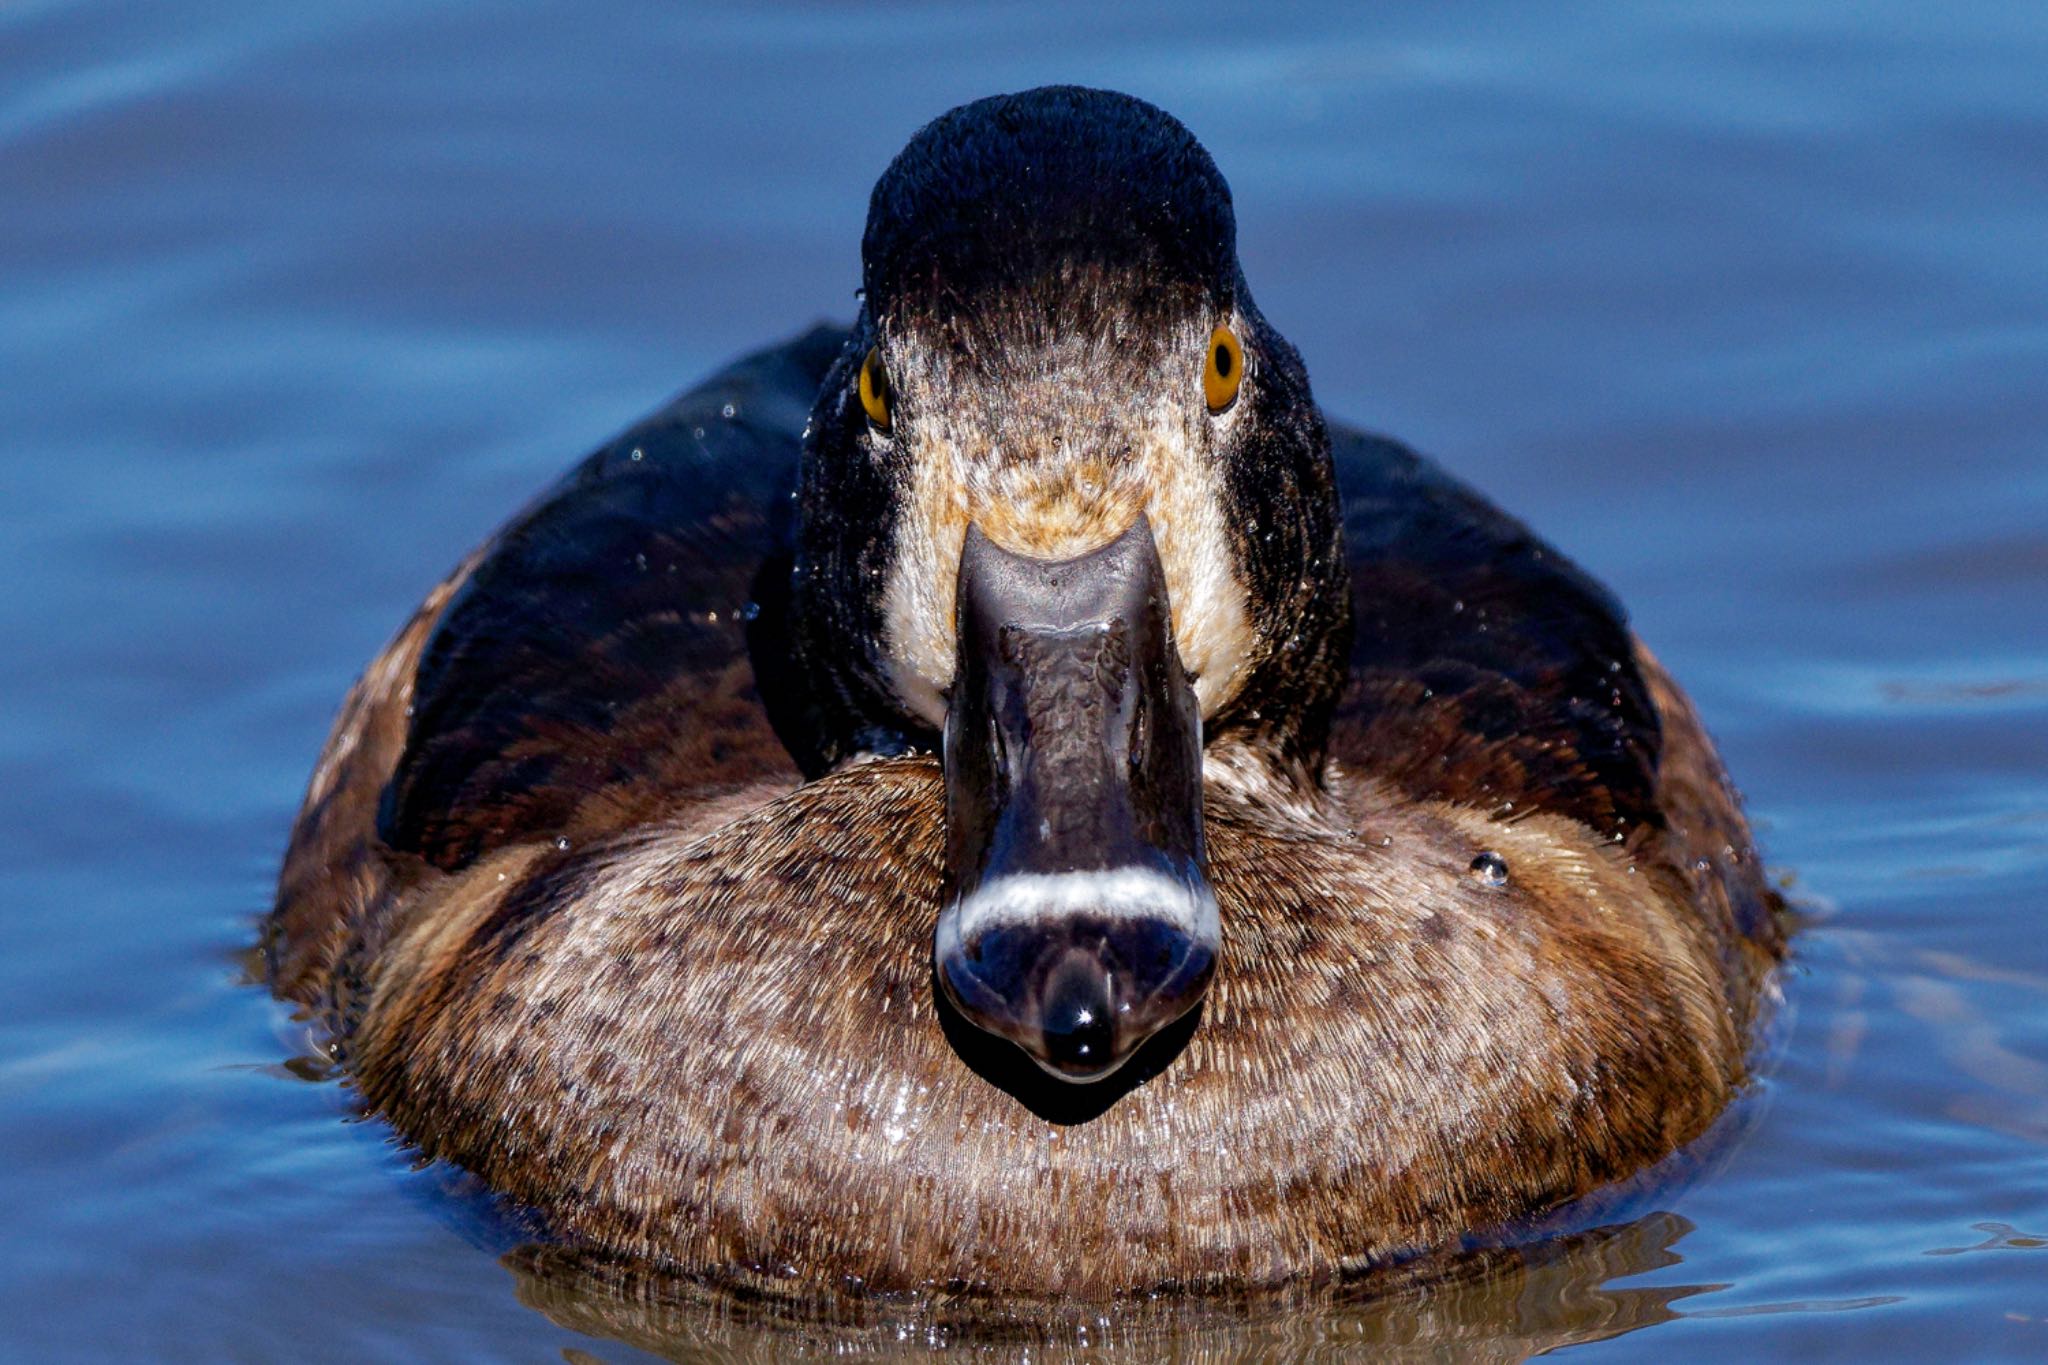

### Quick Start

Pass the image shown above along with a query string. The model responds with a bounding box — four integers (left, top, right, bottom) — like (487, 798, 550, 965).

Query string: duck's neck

(782, 346, 933, 772)
(1197, 395, 1353, 796)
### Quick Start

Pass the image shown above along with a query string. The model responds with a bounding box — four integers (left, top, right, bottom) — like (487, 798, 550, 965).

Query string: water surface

(3, 1, 2045, 1358)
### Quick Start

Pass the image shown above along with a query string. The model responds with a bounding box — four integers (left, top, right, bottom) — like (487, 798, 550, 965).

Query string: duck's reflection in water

(505, 1210, 1715, 1363)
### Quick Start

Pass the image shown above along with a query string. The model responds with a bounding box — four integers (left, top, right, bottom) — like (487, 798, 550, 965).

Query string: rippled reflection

(507, 1211, 1716, 1362)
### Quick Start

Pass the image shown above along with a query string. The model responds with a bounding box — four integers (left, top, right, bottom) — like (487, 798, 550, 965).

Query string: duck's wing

(1326, 423, 1662, 841)
(275, 322, 844, 957)
(371, 325, 850, 874)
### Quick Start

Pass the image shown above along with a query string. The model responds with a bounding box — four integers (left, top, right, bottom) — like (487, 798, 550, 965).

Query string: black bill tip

(1038, 951, 1117, 1075)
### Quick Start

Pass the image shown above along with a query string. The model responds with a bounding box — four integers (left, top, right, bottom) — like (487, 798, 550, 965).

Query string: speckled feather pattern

(344, 753, 1751, 1301)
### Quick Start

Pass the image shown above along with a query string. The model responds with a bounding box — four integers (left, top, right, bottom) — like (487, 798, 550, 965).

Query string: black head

(792, 87, 1353, 1084)
(862, 85, 1237, 329)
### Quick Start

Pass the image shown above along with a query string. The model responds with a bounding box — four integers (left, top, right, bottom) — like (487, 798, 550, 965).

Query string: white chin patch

(939, 867, 1221, 947)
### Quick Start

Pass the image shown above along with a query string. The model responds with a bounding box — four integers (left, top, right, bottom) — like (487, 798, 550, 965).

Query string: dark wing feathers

(377, 325, 847, 871)
(1328, 426, 1662, 837)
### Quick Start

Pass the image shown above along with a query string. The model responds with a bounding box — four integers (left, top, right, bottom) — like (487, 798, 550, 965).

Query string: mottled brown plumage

(265, 87, 1783, 1320)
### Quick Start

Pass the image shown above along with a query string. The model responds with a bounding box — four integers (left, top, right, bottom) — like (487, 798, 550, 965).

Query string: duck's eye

(858, 346, 892, 430)
(1204, 325, 1244, 413)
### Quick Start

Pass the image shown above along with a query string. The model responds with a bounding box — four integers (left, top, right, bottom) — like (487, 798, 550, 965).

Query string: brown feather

(265, 329, 1783, 1310)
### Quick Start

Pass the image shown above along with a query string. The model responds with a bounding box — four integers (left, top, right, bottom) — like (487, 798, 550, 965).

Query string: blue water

(3, 1, 2045, 1358)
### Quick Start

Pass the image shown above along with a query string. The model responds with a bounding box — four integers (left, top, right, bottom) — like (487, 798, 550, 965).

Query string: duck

(265, 85, 1784, 1306)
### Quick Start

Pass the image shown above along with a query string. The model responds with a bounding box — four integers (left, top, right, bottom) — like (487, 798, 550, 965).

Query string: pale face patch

(873, 312, 1256, 728)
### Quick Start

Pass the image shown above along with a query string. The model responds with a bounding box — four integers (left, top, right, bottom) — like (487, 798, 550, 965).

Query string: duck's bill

(936, 515, 1217, 1083)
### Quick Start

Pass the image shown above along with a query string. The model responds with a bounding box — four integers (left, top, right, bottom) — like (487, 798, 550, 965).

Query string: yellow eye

(858, 346, 891, 430)
(1204, 325, 1244, 412)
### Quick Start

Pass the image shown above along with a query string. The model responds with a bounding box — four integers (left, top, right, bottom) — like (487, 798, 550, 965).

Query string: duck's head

(794, 87, 1350, 1084)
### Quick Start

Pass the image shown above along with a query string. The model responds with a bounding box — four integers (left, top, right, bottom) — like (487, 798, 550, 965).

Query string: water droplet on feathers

(1470, 851, 1509, 886)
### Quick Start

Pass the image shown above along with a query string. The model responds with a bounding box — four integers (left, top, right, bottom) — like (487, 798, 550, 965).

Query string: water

(3, 1, 2043, 1358)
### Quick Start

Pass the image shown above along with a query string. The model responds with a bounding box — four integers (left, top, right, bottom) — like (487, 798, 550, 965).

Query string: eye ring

(1204, 325, 1244, 413)
(858, 346, 892, 430)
